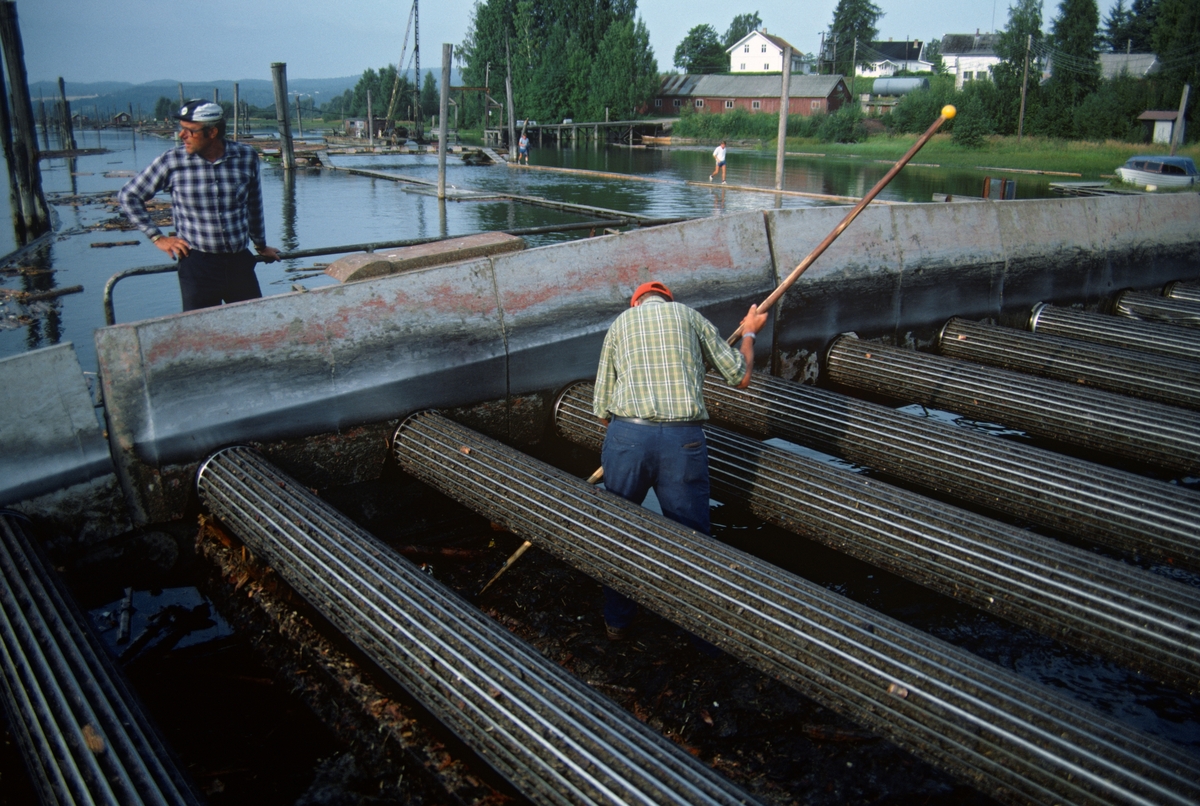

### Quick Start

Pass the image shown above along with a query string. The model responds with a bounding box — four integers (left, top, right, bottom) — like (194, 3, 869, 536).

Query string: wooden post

(438, 43, 451, 199)
(296, 94, 302, 136)
(271, 62, 296, 171)
(0, 1, 49, 240)
(367, 89, 373, 147)
(1169, 84, 1190, 157)
(178, 82, 184, 107)
(57, 77, 75, 150)
(0, 54, 19, 226)
(775, 45, 792, 191)
(212, 88, 218, 103)
(505, 39, 516, 159)
(1018, 35, 1031, 142)
(233, 82, 239, 141)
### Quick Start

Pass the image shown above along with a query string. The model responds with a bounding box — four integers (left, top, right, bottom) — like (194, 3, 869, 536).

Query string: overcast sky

(22, 0, 1063, 85)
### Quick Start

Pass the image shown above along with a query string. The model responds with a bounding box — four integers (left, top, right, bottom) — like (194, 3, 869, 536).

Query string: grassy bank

(780, 133, 1200, 180)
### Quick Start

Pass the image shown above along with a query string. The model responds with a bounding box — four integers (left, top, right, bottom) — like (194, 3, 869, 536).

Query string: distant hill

(27, 71, 461, 119)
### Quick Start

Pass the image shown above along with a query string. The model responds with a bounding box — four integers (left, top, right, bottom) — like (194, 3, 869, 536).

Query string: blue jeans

(177, 249, 261, 311)
(600, 419, 710, 628)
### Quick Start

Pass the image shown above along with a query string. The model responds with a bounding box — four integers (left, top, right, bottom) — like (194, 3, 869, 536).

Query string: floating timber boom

(195, 446, 760, 806)
(938, 317, 1200, 410)
(826, 335, 1200, 475)
(699, 371, 1200, 570)
(392, 411, 1200, 806)
(0, 512, 202, 806)
(1030, 303, 1200, 364)
(553, 382, 1200, 692)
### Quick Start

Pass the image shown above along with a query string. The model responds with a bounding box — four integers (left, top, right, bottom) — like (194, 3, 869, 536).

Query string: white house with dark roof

(725, 30, 809, 74)
(941, 32, 1002, 89)
(654, 74, 851, 117)
(857, 40, 931, 78)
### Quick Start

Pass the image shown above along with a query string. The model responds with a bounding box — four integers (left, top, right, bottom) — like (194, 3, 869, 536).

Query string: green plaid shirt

(593, 297, 747, 421)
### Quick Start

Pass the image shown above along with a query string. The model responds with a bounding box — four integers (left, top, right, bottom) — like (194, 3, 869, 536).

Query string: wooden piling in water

(0, 1, 49, 241)
(57, 77, 75, 151)
(270, 62, 296, 171)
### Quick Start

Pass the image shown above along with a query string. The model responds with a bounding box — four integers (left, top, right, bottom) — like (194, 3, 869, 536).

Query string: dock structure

(485, 117, 673, 148)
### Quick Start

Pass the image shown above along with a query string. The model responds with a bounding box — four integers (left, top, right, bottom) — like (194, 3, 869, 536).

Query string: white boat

(1115, 154, 1199, 188)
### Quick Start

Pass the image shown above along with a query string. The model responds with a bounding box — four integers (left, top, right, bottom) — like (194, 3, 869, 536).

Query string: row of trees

(455, 0, 658, 127)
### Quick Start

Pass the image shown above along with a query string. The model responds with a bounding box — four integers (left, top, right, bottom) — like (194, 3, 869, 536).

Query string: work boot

(605, 622, 628, 641)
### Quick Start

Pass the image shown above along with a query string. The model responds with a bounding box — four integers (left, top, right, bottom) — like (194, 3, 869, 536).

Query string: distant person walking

(709, 140, 727, 184)
(119, 100, 279, 312)
(518, 132, 530, 164)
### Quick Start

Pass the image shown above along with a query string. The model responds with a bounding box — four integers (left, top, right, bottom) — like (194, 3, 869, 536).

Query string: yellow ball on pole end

(942, 105, 957, 119)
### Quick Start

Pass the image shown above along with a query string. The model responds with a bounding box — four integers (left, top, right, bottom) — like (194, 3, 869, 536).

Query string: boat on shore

(1115, 154, 1199, 188)
(2, 191, 1199, 805)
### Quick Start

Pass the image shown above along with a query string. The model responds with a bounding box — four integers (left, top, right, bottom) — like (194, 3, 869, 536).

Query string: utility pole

(775, 45, 792, 191)
(1017, 34, 1031, 142)
(817, 33, 825, 75)
(1169, 84, 1190, 157)
(233, 82, 239, 141)
(413, 0, 421, 140)
(851, 37, 858, 96)
(437, 43, 451, 200)
(505, 38, 516, 160)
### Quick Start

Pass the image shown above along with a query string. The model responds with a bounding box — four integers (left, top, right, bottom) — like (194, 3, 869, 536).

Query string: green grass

(781, 133, 1200, 180)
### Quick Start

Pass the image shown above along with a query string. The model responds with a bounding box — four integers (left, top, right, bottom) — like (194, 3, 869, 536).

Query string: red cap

(631, 281, 673, 307)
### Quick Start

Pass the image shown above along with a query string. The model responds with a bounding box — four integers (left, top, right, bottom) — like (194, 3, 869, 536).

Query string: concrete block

(325, 232, 525, 282)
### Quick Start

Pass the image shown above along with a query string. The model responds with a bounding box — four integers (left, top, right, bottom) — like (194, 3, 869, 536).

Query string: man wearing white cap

(119, 99, 280, 311)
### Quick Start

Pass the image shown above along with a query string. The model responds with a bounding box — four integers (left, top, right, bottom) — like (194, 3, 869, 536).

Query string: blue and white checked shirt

(118, 139, 266, 253)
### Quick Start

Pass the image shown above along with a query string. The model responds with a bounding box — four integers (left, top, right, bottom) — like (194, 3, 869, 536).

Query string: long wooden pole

(724, 104, 956, 344)
(774, 46, 792, 191)
(0, 1, 49, 240)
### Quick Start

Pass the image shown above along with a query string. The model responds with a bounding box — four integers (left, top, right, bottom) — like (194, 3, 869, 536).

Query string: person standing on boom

(709, 140, 727, 184)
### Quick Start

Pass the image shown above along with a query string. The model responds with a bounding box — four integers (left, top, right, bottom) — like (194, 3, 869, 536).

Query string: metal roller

(0, 511, 203, 806)
(1165, 281, 1200, 304)
(938, 317, 1200, 410)
(700, 371, 1200, 570)
(1115, 290, 1200, 329)
(391, 411, 1200, 806)
(554, 382, 1200, 691)
(1029, 303, 1200, 364)
(195, 447, 759, 806)
(825, 335, 1200, 475)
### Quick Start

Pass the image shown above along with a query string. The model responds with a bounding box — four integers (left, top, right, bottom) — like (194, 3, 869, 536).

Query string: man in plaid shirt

(119, 100, 279, 311)
(592, 281, 766, 640)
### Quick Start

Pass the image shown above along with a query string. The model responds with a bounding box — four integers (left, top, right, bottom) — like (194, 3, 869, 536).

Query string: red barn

(653, 74, 851, 117)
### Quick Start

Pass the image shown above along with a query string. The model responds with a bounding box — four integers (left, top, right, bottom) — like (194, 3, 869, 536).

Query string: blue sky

(22, 0, 1063, 85)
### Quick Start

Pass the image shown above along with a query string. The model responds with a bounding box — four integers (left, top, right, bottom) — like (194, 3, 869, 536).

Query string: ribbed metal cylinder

(391, 412, 1200, 806)
(554, 382, 1200, 692)
(1030, 303, 1200, 363)
(826, 335, 1200, 475)
(1116, 290, 1200, 329)
(938, 317, 1200, 410)
(195, 447, 757, 806)
(0, 512, 202, 806)
(1165, 281, 1200, 304)
(700, 371, 1200, 570)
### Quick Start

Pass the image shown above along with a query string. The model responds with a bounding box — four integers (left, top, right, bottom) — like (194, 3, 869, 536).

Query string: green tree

(421, 71, 439, 119)
(1102, 0, 1136, 50)
(587, 17, 659, 119)
(952, 86, 994, 147)
(154, 96, 173, 121)
(1152, 0, 1200, 87)
(827, 0, 883, 77)
(674, 24, 726, 73)
(1126, 0, 1158, 51)
(925, 38, 945, 73)
(991, 0, 1046, 135)
(1051, 0, 1102, 95)
(817, 103, 867, 142)
(723, 12, 763, 48)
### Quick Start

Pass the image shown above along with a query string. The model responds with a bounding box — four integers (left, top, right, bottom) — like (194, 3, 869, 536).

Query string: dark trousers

(600, 419, 710, 629)
(177, 249, 261, 311)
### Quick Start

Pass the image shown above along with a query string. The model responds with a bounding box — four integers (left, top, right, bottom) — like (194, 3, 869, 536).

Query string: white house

(856, 40, 931, 78)
(726, 30, 809, 74)
(941, 32, 1002, 89)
